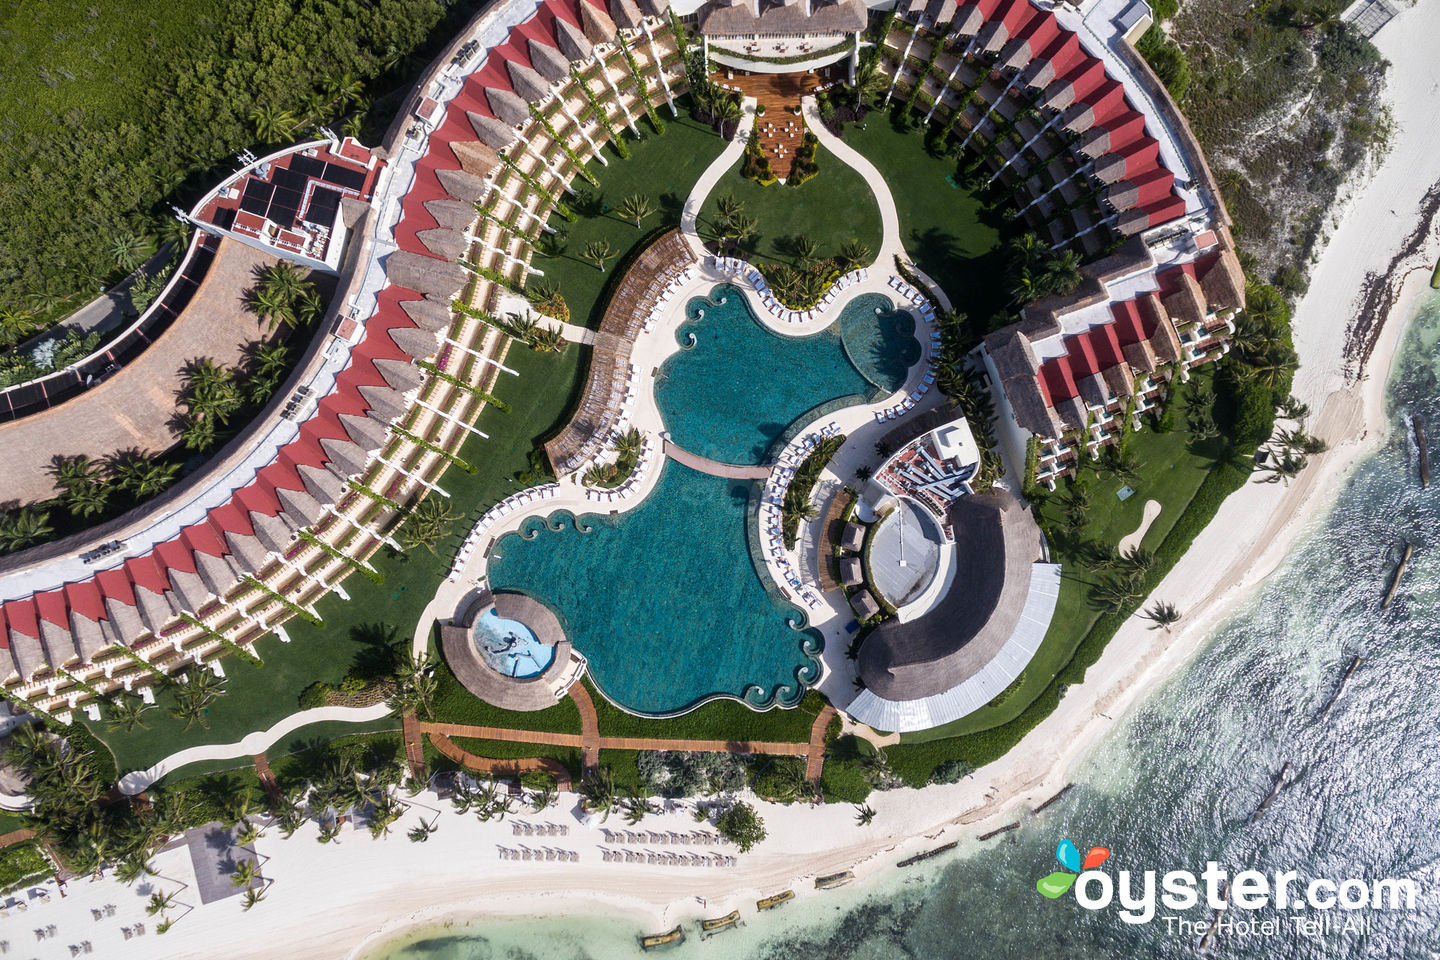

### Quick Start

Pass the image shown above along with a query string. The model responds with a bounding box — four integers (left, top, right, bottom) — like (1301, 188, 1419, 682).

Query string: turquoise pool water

(474, 607, 554, 678)
(487, 460, 822, 714)
(654, 285, 919, 465)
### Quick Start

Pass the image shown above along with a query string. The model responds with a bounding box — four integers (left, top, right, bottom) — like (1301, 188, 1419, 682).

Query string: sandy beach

(12, 8, 1440, 960)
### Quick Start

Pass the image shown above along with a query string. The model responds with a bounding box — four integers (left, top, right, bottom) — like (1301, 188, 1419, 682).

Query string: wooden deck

(712, 69, 832, 180)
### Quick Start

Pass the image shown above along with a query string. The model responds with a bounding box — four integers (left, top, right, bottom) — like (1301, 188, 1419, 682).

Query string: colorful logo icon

(1037, 839, 1110, 899)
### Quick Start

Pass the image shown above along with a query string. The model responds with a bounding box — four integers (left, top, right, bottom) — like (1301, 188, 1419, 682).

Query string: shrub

(298, 681, 334, 710)
(931, 759, 973, 784)
(716, 801, 767, 852)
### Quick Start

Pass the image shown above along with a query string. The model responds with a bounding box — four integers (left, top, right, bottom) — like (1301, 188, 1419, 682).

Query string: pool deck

(417, 97, 1022, 723)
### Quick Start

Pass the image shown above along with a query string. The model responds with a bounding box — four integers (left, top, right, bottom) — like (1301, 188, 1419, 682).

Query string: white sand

(21, 10, 1440, 960)
(1117, 499, 1162, 553)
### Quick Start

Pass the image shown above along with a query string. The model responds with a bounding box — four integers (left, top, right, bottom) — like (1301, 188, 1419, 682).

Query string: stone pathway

(426, 731, 574, 790)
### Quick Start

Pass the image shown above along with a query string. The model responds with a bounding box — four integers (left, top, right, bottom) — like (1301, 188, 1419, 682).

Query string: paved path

(568, 683, 601, 774)
(802, 99, 903, 265)
(662, 439, 772, 479)
(805, 706, 837, 782)
(401, 711, 427, 782)
(427, 731, 574, 790)
(680, 113, 753, 258)
(253, 753, 281, 801)
(117, 702, 395, 795)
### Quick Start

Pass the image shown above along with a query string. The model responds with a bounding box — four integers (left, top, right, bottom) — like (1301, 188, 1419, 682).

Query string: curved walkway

(427, 731, 574, 790)
(679, 112, 753, 260)
(117, 702, 395, 795)
(662, 439, 772, 479)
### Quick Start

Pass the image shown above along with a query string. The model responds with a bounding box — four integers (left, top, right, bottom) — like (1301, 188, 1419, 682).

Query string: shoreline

(21, 8, 1439, 960)
(323, 5, 1440, 953)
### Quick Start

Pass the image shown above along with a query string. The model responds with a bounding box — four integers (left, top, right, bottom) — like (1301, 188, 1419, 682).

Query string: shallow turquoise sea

(389, 291, 1440, 959)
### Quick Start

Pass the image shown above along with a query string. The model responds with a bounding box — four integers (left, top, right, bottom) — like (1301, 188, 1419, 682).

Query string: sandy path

(1118, 499, 1162, 553)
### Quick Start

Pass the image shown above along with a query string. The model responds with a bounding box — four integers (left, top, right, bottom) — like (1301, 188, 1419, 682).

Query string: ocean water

(373, 293, 1440, 959)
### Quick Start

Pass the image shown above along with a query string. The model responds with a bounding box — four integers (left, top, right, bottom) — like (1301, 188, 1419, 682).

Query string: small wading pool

(474, 608, 555, 678)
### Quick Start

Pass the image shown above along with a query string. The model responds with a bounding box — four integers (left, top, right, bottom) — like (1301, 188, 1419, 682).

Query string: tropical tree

(0, 506, 54, 553)
(399, 497, 459, 555)
(715, 193, 744, 225)
(619, 193, 653, 229)
(111, 456, 180, 498)
(583, 239, 615, 272)
(855, 804, 876, 826)
(106, 692, 153, 732)
(115, 853, 156, 885)
(837, 239, 871, 271)
(1091, 574, 1144, 614)
(579, 768, 617, 821)
(715, 801, 767, 852)
(242, 887, 267, 911)
(1256, 450, 1306, 485)
(111, 232, 150, 271)
(407, 817, 439, 843)
(1142, 600, 1182, 632)
(231, 858, 259, 888)
(250, 104, 298, 143)
(146, 890, 177, 916)
(791, 235, 820, 267)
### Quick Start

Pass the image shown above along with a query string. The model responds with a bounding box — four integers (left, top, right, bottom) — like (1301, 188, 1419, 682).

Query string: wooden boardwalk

(663, 440, 771, 479)
(253, 752, 281, 801)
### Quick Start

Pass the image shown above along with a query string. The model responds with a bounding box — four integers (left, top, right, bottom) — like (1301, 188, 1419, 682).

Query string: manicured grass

(842, 114, 1013, 323)
(538, 101, 729, 329)
(89, 342, 585, 774)
(581, 678, 822, 742)
(431, 660, 582, 734)
(898, 376, 1225, 743)
(695, 147, 883, 268)
(450, 737, 582, 780)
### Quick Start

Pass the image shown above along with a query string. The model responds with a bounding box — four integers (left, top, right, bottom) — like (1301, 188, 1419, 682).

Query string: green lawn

(581, 678, 822, 742)
(898, 376, 1225, 744)
(842, 114, 1013, 323)
(695, 147, 883, 268)
(89, 342, 585, 775)
(538, 101, 730, 329)
(450, 737, 582, 780)
(431, 660, 582, 733)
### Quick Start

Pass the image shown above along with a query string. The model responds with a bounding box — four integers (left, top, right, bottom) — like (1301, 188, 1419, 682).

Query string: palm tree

(111, 232, 149, 271)
(583, 239, 615, 272)
(579, 768, 617, 821)
(1091, 574, 1144, 614)
(619, 193, 653, 229)
(854, 804, 876, 826)
(146, 890, 177, 916)
(250, 104, 298, 143)
(1142, 600, 1181, 632)
(249, 284, 295, 331)
(115, 853, 156, 885)
(317, 819, 342, 844)
(407, 817, 439, 843)
(399, 497, 459, 555)
(52, 454, 102, 491)
(531, 326, 566, 353)
(293, 285, 325, 326)
(180, 412, 219, 452)
(837, 239, 871, 271)
(106, 692, 153, 732)
(529, 280, 567, 318)
(1278, 395, 1310, 424)
(111, 457, 180, 498)
(1040, 250, 1083, 297)
(714, 97, 742, 135)
(231, 858, 259, 888)
(1119, 545, 1155, 576)
(62, 481, 110, 518)
(613, 426, 644, 461)
(792, 235, 820, 267)
(715, 193, 744, 225)
(725, 213, 758, 249)
(528, 783, 557, 812)
(242, 887, 267, 911)
(0, 506, 54, 553)
(0, 307, 38, 346)
(1257, 450, 1306, 485)
(249, 342, 291, 380)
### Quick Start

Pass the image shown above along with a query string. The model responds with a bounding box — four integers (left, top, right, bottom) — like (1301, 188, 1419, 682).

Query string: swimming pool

(654, 284, 919, 465)
(474, 608, 555, 678)
(487, 461, 822, 714)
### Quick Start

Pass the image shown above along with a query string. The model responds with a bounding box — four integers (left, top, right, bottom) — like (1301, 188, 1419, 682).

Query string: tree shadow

(347, 621, 403, 682)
